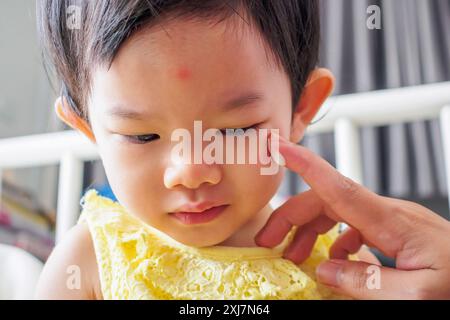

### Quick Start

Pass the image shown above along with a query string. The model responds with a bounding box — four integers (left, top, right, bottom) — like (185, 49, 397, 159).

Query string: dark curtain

(279, 0, 450, 217)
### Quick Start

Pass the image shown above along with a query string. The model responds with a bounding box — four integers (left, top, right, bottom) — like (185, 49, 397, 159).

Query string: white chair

(0, 244, 43, 299)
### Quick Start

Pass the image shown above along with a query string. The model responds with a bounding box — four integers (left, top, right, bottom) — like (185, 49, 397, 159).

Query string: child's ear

(290, 68, 335, 143)
(54, 96, 96, 144)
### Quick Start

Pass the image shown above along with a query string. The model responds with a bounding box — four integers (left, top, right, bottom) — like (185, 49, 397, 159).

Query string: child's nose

(163, 163, 222, 190)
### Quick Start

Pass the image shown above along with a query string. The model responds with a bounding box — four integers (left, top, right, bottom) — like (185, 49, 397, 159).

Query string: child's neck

(216, 204, 273, 247)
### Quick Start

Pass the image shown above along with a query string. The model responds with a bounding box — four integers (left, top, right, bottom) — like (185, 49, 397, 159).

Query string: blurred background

(0, 0, 449, 268)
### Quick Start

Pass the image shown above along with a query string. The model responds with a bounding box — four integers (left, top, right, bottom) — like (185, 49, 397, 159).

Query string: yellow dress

(78, 189, 346, 300)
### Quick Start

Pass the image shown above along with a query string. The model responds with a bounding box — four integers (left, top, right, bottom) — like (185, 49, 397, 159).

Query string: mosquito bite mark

(175, 67, 191, 80)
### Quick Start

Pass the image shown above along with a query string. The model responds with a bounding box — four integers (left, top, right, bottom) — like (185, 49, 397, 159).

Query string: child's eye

(124, 133, 160, 144)
(219, 124, 259, 136)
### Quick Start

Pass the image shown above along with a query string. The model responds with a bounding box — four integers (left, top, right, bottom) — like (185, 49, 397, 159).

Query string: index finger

(269, 132, 389, 235)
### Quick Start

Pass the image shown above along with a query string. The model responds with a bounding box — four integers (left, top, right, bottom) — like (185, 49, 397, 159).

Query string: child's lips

(173, 201, 220, 213)
(170, 204, 229, 225)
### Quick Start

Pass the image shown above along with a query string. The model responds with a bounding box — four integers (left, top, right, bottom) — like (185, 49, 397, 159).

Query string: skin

(255, 135, 450, 299)
(35, 14, 353, 299)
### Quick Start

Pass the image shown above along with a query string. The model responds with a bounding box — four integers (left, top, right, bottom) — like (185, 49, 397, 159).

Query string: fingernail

(269, 131, 288, 146)
(316, 259, 344, 287)
(282, 248, 295, 261)
(268, 131, 286, 167)
(254, 229, 265, 245)
(254, 229, 274, 248)
(272, 150, 286, 167)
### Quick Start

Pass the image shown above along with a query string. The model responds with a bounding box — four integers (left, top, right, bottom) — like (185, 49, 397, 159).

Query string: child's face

(78, 16, 317, 247)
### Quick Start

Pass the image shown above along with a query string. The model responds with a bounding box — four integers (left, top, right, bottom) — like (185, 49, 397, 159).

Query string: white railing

(308, 81, 450, 187)
(0, 82, 449, 243)
(0, 131, 98, 243)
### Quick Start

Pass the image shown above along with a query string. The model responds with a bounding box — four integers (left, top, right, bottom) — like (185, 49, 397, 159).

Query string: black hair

(37, 0, 320, 123)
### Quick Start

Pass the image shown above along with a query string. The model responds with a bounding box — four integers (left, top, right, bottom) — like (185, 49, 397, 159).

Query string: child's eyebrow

(106, 92, 264, 120)
(221, 92, 265, 111)
(106, 106, 153, 121)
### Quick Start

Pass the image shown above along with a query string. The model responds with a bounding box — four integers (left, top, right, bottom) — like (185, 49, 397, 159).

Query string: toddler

(35, 0, 355, 299)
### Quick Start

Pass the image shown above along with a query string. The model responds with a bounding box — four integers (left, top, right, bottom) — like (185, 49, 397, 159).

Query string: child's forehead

(109, 17, 275, 82)
(90, 15, 286, 114)
(123, 13, 266, 60)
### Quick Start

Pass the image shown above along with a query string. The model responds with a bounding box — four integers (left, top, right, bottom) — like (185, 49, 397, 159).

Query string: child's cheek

(228, 161, 284, 205)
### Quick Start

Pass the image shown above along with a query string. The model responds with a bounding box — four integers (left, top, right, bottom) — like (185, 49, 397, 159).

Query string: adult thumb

(316, 259, 430, 299)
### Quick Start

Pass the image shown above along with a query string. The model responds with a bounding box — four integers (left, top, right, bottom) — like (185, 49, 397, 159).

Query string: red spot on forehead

(175, 67, 191, 80)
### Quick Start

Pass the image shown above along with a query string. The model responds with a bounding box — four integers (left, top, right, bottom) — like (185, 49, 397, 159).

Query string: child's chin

(171, 231, 231, 248)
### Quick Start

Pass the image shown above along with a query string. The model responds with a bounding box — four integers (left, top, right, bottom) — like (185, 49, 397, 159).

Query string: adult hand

(255, 133, 450, 299)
